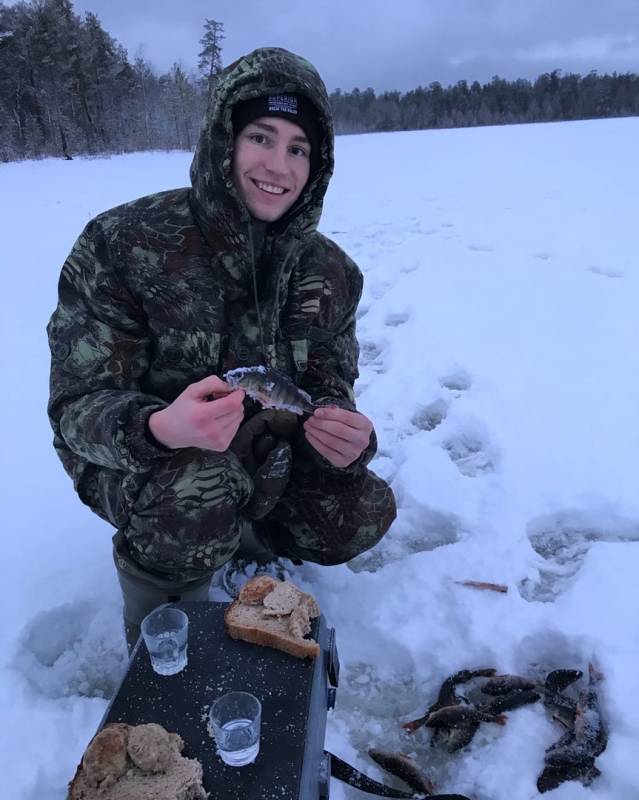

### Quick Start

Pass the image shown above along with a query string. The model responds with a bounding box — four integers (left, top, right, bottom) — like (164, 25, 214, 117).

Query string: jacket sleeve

(294, 243, 377, 474)
(47, 218, 173, 473)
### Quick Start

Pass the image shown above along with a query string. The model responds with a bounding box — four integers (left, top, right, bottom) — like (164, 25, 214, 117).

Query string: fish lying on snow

(224, 366, 315, 415)
(537, 664, 607, 793)
(402, 668, 496, 734)
(367, 749, 472, 799)
(367, 749, 435, 796)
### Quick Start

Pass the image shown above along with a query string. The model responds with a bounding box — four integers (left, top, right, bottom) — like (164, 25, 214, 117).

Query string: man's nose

(263, 144, 288, 175)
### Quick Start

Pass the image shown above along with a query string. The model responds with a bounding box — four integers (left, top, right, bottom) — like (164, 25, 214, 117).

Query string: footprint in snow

(586, 265, 624, 279)
(439, 367, 472, 393)
(467, 243, 494, 252)
(384, 311, 410, 327)
(411, 397, 449, 432)
(359, 340, 386, 374)
(348, 505, 461, 573)
(519, 510, 639, 602)
(13, 600, 127, 699)
(442, 427, 496, 477)
(370, 279, 395, 300)
(533, 251, 553, 261)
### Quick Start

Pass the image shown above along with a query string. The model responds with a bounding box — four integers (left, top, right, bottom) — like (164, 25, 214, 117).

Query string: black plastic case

(99, 601, 339, 799)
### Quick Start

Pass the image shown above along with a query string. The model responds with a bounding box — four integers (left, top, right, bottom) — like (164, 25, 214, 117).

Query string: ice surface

(2, 117, 639, 798)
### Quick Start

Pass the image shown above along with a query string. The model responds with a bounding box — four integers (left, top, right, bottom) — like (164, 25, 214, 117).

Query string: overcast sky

(39, 0, 639, 91)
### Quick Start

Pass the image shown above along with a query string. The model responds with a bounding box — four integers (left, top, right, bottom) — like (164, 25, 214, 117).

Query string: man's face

(232, 116, 312, 222)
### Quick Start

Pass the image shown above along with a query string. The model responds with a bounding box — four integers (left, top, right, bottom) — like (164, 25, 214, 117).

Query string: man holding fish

(47, 48, 396, 648)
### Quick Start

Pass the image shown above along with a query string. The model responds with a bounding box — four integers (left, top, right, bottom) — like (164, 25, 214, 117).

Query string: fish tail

(401, 718, 424, 733)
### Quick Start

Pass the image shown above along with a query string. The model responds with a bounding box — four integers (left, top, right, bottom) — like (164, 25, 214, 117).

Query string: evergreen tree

(198, 18, 224, 98)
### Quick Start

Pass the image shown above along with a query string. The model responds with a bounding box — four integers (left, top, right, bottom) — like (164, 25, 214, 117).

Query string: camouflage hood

(189, 47, 335, 241)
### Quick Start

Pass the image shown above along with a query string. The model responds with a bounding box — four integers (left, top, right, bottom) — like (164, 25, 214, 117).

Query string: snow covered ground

(2, 116, 638, 799)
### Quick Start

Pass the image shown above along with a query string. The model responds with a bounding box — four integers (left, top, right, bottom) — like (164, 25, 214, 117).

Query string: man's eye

(290, 145, 309, 158)
(249, 133, 267, 144)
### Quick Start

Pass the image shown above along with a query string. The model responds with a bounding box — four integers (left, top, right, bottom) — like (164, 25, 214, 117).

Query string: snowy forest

(2, 0, 639, 162)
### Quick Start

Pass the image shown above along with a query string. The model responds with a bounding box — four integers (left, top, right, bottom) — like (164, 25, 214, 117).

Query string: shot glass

(209, 692, 261, 766)
(141, 606, 189, 676)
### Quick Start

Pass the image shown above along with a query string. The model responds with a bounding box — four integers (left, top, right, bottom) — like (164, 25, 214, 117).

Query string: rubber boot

(113, 531, 213, 655)
(216, 519, 305, 598)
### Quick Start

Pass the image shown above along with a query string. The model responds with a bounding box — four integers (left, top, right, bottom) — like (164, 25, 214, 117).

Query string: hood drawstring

(247, 222, 300, 372)
(247, 223, 268, 367)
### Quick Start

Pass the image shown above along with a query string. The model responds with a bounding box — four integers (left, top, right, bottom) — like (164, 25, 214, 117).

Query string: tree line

(1, 0, 638, 162)
(331, 71, 639, 134)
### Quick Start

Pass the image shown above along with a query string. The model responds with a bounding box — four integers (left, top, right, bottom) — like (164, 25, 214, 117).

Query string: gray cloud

(25, 0, 639, 90)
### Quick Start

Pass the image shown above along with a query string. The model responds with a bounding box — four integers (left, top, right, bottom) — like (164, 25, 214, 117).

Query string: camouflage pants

(100, 446, 396, 584)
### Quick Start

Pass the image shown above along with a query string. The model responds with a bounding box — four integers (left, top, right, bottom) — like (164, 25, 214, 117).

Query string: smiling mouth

(252, 179, 289, 196)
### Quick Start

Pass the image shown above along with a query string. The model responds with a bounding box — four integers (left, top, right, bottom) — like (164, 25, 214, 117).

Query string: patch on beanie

(268, 95, 298, 115)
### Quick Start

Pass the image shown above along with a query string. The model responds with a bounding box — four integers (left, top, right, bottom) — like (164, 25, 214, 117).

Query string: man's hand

(148, 375, 245, 451)
(303, 406, 373, 468)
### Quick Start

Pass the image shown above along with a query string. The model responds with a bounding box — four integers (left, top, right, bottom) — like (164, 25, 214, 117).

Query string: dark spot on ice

(335, 662, 461, 780)
(510, 631, 589, 682)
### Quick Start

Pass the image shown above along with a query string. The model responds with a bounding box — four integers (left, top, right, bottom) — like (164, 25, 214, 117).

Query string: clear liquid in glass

(217, 718, 260, 766)
(147, 631, 187, 676)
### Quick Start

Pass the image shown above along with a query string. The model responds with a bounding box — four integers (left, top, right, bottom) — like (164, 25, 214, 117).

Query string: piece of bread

(68, 722, 208, 800)
(225, 577, 321, 659)
(238, 575, 278, 605)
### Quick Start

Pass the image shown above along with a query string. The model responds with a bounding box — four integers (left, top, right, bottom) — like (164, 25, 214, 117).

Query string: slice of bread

(68, 723, 208, 800)
(225, 577, 321, 659)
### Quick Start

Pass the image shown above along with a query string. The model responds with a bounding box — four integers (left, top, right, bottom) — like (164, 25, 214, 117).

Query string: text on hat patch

(268, 95, 298, 115)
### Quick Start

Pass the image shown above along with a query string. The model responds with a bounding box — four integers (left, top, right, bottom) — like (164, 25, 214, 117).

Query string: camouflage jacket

(47, 47, 375, 515)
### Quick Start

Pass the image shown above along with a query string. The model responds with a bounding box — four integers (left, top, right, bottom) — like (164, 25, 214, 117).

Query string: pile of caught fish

(365, 664, 607, 798)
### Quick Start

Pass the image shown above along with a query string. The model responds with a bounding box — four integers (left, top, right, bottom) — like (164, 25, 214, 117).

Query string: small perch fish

(478, 688, 541, 715)
(402, 668, 496, 734)
(424, 705, 507, 729)
(368, 749, 435, 796)
(224, 365, 315, 415)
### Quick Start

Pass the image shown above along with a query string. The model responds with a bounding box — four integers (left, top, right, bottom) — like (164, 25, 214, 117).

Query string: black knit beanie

(232, 93, 320, 166)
